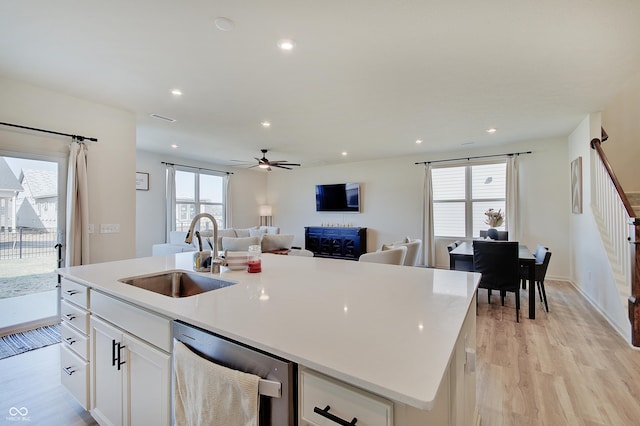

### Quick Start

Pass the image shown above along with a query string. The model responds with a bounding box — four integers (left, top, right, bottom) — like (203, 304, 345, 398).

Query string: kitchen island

(58, 252, 480, 425)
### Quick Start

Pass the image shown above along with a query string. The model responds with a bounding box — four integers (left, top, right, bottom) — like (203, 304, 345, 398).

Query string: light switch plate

(100, 224, 120, 234)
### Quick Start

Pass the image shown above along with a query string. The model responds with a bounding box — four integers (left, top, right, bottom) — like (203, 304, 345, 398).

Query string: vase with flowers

(484, 208, 504, 228)
(484, 208, 504, 240)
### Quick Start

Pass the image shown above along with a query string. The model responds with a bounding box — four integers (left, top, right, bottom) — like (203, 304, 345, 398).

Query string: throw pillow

(222, 236, 261, 251)
(216, 229, 237, 250)
(249, 228, 267, 238)
(261, 234, 295, 252)
(235, 227, 258, 238)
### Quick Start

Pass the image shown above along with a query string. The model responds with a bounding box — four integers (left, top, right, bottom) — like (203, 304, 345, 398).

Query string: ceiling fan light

(258, 163, 270, 169)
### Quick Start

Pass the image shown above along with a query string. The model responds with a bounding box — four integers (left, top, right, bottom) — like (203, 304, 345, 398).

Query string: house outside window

(174, 169, 225, 232)
(432, 162, 506, 238)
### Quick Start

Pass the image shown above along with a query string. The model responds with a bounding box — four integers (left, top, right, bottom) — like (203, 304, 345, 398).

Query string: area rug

(0, 324, 60, 359)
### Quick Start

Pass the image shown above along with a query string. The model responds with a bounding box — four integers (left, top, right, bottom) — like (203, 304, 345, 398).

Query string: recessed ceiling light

(415, 139, 423, 144)
(486, 128, 497, 134)
(171, 144, 178, 149)
(261, 121, 271, 128)
(278, 39, 295, 51)
(341, 152, 348, 156)
(214, 17, 235, 31)
(171, 89, 182, 96)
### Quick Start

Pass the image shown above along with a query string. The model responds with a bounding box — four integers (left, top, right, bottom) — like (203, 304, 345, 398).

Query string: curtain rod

(0, 121, 98, 142)
(414, 150, 532, 165)
(161, 161, 233, 175)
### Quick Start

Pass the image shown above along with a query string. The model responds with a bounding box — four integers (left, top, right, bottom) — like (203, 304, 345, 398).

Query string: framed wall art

(136, 172, 149, 191)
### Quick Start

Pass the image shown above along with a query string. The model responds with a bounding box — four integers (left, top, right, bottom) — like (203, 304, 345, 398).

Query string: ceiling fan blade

(272, 164, 293, 170)
(271, 162, 300, 167)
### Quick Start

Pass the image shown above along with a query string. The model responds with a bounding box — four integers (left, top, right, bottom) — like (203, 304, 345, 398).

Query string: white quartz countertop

(58, 252, 480, 410)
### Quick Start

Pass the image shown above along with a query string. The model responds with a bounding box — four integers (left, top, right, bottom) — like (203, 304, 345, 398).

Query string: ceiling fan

(249, 149, 301, 171)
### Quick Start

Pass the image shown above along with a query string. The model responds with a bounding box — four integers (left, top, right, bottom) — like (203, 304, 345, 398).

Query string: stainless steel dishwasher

(172, 320, 297, 425)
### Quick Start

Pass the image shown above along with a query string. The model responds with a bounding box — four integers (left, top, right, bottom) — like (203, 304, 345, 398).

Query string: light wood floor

(0, 343, 97, 425)
(476, 279, 640, 425)
(2, 280, 639, 425)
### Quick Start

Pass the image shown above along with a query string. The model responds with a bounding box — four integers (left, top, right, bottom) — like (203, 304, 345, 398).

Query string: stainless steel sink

(118, 270, 236, 297)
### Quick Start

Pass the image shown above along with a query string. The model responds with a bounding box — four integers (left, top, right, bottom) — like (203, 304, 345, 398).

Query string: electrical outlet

(88, 224, 94, 234)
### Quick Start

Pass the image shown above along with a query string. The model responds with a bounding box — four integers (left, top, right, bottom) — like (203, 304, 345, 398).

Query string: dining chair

(473, 240, 521, 322)
(359, 246, 407, 265)
(521, 245, 552, 312)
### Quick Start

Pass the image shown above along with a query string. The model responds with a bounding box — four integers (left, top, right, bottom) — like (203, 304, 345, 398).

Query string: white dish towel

(173, 340, 261, 426)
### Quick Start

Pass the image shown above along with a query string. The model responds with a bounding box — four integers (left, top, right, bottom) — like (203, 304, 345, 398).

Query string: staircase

(592, 133, 640, 347)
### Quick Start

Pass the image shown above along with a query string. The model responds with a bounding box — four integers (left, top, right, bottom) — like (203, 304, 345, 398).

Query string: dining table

(449, 241, 537, 319)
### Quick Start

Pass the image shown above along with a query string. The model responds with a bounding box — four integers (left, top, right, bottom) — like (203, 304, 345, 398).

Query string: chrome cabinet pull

(313, 405, 358, 426)
(64, 289, 80, 296)
(63, 366, 76, 376)
(65, 337, 76, 345)
(64, 314, 76, 320)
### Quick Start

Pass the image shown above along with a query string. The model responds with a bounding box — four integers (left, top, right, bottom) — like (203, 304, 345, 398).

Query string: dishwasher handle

(258, 378, 281, 398)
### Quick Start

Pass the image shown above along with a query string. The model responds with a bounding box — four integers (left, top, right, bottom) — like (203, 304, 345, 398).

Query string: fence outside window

(0, 228, 57, 260)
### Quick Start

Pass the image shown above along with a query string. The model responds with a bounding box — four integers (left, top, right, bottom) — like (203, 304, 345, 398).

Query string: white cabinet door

(91, 316, 124, 426)
(123, 333, 171, 426)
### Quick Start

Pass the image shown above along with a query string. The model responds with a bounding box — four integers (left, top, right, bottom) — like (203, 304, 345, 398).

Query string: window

(174, 168, 225, 232)
(432, 162, 506, 238)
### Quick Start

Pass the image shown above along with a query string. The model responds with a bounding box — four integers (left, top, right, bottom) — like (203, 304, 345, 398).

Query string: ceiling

(2, 1, 640, 169)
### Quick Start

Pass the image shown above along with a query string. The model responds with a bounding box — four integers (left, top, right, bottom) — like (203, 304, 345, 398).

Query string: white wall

(135, 150, 267, 257)
(0, 76, 136, 263)
(568, 113, 629, 340)
(601, 70, 640, 192)
(266, 137, 571, 280)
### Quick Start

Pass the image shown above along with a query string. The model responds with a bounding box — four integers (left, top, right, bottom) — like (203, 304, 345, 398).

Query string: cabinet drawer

(91, 290, 172, 352)
(61, 278, 90, 309)
(61, 299, 90, 334)
(61, 321, 89, 360)
(60, 344, 90, 410)
(300, 368, 393, 426)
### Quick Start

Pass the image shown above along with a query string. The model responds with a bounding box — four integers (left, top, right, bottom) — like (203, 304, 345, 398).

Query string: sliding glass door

(0, 155, 64, 335)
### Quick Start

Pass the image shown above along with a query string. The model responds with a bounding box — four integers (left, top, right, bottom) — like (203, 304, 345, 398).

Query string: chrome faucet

(185, 213, 219, 263)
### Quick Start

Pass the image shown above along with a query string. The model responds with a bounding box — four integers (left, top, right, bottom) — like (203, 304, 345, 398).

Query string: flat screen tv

(315, 183, 360, 212)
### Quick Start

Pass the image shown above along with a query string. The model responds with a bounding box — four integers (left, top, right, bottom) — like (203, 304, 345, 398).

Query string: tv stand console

(304, 227, 367, 260)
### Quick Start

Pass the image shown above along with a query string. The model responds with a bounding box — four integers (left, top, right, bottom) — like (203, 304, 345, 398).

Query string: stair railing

(591, 129, 640, 347)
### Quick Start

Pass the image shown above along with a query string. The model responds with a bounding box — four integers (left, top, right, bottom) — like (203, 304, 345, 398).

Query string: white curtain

(165, 164, 176, 241)
(421, 164, 436, 267)
(506, 155, 519, 240)
(223, 174, 232, 229)
(65, 141, 90, 266)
